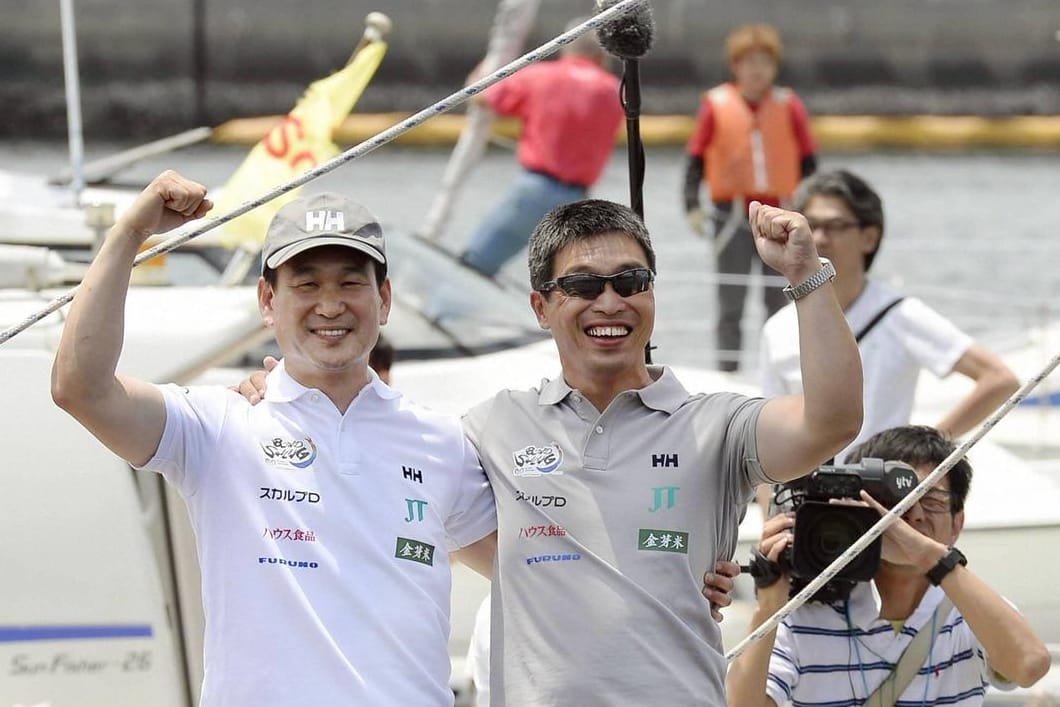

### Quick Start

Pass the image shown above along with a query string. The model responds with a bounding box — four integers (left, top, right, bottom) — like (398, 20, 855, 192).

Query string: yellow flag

(212, 41, 387, 249)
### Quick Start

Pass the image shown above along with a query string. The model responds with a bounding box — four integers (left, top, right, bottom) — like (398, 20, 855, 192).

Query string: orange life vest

(703, 83, 801, 202)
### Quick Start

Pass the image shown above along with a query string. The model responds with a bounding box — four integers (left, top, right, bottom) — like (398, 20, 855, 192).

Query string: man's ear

(378, 277, 392, 326)
(950, 510, 965, 545)
(257, 277, 275, 328)
(530, 291, 551, 330)
(860, 225, 882, 259)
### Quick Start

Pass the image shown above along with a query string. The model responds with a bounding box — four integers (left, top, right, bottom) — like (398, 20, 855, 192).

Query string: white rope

(0, 0, 648, 346)
(725, 346, 1060, 662)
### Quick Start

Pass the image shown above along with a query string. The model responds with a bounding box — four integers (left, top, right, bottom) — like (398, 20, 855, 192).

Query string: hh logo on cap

(305, 210, 345, 232)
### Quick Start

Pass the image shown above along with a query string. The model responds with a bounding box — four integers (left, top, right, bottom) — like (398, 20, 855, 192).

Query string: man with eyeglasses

(726, 425, 1051, 707)
(759, 170, 1018, 467)
(458, 197, 862, 706)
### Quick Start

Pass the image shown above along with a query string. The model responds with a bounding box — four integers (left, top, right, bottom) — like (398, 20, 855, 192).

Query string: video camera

(753, 458, 918, 603)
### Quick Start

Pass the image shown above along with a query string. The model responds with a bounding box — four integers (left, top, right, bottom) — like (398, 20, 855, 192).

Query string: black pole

(621, 58, 652, 364)
(622, 59, 645, 221)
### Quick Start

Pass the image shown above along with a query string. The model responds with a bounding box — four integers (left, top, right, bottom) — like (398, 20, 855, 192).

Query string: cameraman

(726, 425, 1050, 707)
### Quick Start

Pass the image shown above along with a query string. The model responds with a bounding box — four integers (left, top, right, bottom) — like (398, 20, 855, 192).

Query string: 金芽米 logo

(395, 537, 435, 566)
(637, 529, 689, 554)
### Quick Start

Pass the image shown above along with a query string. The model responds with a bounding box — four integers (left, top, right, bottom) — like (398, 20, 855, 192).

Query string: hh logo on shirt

(512, 443, 563, 477)
(260, 435, 317, 470)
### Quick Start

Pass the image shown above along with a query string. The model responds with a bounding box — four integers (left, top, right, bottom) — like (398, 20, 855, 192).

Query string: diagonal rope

(725, 346, 1060, 662)
(0, 0, 648, 346)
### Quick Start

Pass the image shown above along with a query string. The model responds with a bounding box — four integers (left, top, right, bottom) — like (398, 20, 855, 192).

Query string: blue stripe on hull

(0, 625, 153, 642)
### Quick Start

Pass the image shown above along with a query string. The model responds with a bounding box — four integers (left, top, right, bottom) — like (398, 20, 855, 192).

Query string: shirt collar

(843, 580, 948, 632)
(536, 366, 688, 414)
(264, 359, 401, 404)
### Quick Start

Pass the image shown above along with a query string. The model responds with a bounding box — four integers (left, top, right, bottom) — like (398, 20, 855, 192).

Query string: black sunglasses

(538, 267, 655, 299)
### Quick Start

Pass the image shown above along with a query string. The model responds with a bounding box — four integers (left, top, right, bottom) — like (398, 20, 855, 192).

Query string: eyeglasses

(807, 218, 861, 236)
(917, 489, 953, 514)
(538, 267, 654, 299)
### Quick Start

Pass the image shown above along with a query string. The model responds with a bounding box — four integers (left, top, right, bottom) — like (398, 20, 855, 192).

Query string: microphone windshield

(595, 0, 654, 59)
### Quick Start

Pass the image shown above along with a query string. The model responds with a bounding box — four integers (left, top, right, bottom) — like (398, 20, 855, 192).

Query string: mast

(416, 0, 541, 242)
(59, 0, 85, 204)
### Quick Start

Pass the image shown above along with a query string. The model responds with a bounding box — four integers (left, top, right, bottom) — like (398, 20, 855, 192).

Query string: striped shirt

(766, 582, 1012, 706)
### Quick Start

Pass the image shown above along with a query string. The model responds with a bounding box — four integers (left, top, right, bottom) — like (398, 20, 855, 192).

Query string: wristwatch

(782, 257, 835, 302)
(926, 546, 967, 586)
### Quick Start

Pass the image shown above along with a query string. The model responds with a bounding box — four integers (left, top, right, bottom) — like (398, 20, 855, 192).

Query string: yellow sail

(212, 40, 387, 249)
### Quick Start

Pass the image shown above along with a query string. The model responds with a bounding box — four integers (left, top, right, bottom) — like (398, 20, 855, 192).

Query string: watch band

(782, 257, 835, 302)
(926, 546, 967, 586)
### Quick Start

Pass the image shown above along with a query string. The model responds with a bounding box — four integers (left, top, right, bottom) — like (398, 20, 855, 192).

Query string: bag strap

(863, 596, 955, 707)
(855, 298, 905, 343)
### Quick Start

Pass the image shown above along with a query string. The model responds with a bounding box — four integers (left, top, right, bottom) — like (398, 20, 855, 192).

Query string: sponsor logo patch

(262, 528, 317, 542)
(637, 529, 689, 554)
(395, 537, 435, 566)
(261, 436, 317, 470)
(515, 490, 567, 508)
(512, 443, 563, 477)
(525, 553, 581, 566)
(258, 556, 319, 568)
(518, 524, 567, 538)
(259, 487, 321, 503)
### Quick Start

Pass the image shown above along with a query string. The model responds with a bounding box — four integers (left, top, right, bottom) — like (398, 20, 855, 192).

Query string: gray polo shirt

(463, 366, 769, 707)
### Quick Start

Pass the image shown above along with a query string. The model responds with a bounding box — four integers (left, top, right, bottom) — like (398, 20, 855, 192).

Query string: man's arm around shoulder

(52, 171, 212, 467)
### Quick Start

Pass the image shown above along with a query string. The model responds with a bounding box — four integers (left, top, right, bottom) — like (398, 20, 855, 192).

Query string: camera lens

(792, 502, 881, 583)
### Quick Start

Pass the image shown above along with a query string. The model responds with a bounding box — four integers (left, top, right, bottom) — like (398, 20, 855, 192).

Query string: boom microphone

(596, 0, 654, 362)
(594, 0, 654, 59)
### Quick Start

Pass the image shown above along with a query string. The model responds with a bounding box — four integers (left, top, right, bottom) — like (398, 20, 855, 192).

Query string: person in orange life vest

(683, 24, 818, 372)
(458, 18, 624, 278)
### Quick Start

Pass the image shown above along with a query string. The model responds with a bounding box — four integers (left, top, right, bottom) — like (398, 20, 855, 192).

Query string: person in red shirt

(459, 19, 624, 277)
(683, 24, 818, 371)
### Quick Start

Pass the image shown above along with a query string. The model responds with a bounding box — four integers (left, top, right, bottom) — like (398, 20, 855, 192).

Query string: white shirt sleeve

(893, 299, 972, 378)
(138, 384, 232, 497)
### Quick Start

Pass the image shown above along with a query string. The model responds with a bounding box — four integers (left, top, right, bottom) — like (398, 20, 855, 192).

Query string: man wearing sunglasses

(726, 425, 1050, 707)
(237, 197, 863, 705)
(459, 197, 862, 706)
(758, 170, 1018, 467)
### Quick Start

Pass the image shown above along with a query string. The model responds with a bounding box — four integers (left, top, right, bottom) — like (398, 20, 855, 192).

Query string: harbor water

(4, 140, 1059, 372)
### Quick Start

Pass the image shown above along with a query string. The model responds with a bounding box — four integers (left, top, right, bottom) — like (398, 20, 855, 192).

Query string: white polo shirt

(144, 361, 497, 707)
(760, 279, 972, 462)
(767, 582, 1012, 706)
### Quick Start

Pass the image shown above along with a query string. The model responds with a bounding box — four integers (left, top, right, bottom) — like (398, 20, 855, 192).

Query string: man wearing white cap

(52, 171, 498, 706)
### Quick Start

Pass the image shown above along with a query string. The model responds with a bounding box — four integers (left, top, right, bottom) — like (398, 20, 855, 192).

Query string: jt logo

(649, 486, 679, 512)
(404, 498, 428, 523)
(651, 453, 679, 468)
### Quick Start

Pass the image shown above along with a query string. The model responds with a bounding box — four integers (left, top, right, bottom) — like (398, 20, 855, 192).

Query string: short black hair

(527, 199, 655, 291)
(793, 169, 885, 271)
(845, 425, 971, 513)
